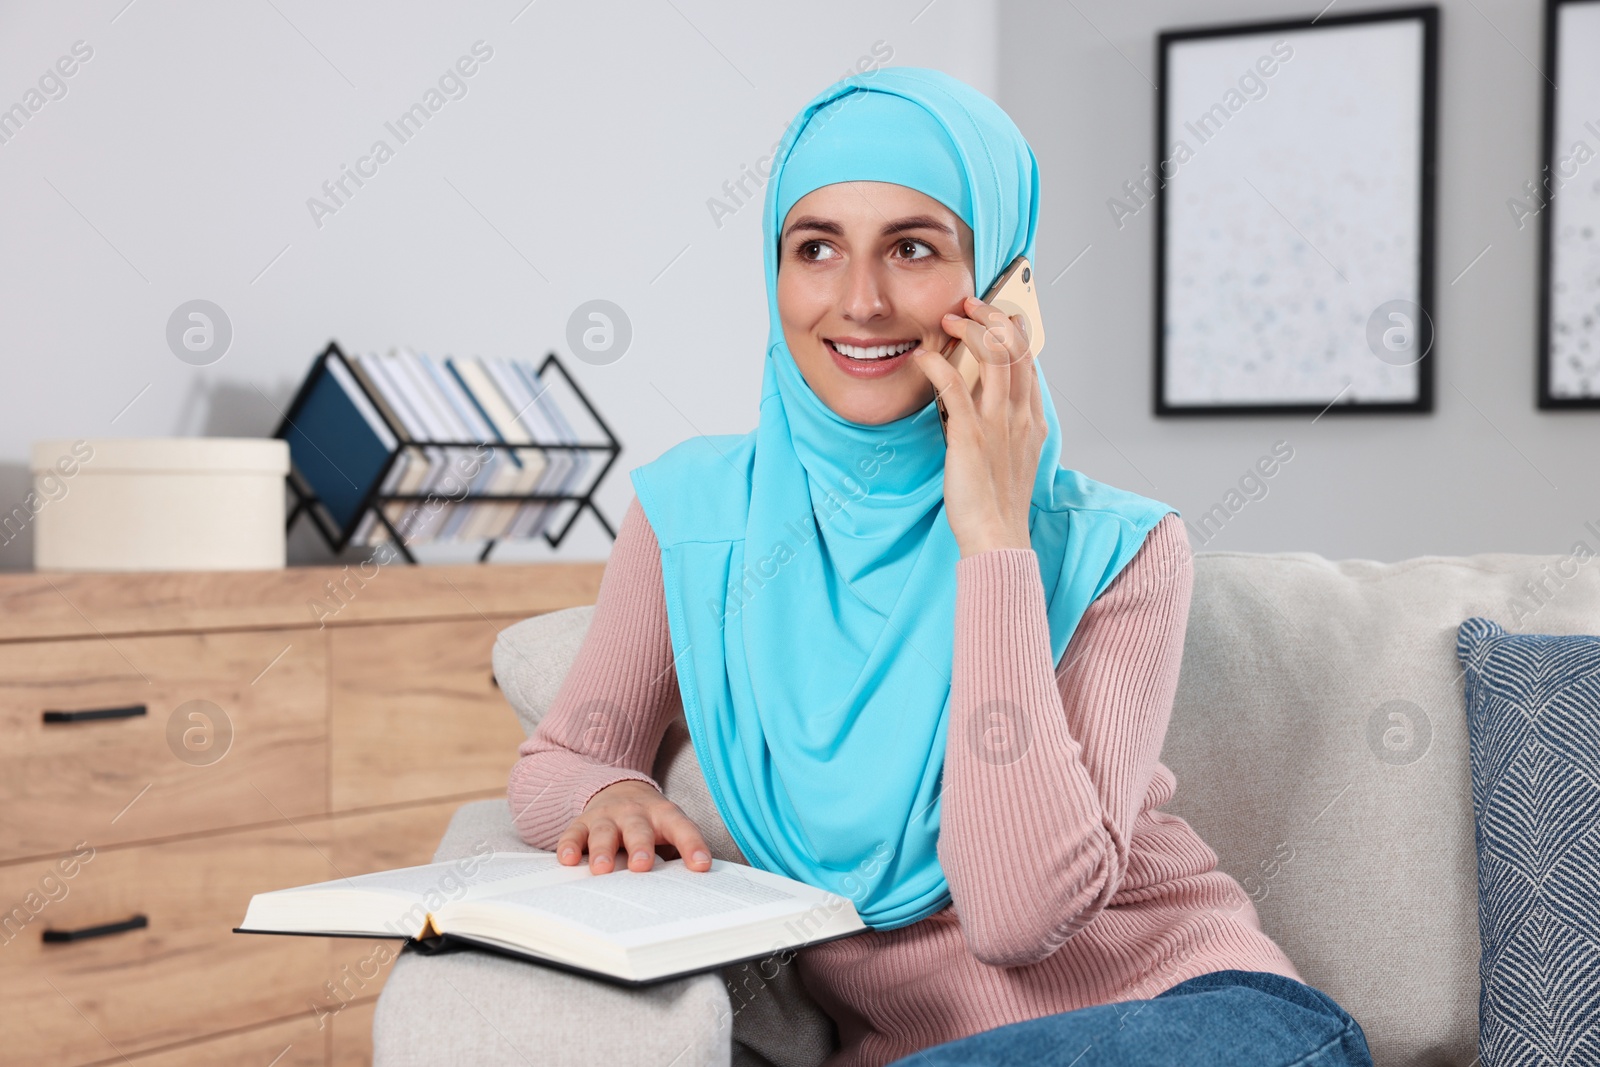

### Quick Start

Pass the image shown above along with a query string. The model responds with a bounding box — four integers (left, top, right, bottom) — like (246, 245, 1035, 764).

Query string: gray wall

(1, 0, 1590, 569)
(1000, 0, 1595, 561)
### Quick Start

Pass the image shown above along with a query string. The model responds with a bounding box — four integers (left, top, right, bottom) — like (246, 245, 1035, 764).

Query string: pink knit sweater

(508, 497, 1301, 1067)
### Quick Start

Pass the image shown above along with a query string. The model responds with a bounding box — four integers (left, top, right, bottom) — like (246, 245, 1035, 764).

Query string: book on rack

(386, 347, 475, 544)
(234, 850, 866, 987)
(447, 354, 549, 541)
(351, 349, 590, 548)
(347, 351, 433, 547)
(279, 341, 616, 555)
(516, 358, 596, 538)
(280, 356, 397, 535)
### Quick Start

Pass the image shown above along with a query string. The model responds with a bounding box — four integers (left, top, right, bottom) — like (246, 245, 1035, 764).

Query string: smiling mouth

(826, 339, 919, 361)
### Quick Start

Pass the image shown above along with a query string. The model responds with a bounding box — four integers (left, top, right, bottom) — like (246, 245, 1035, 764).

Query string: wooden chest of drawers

(0, 562, 602, 1066)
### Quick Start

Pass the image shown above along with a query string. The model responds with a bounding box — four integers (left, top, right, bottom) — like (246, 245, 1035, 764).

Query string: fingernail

(559, 847, 575, 861)
(692, 850, 710, 865)
(634, 850, 651, 865)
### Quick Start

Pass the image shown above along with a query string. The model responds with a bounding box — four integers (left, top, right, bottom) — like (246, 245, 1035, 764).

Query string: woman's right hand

(557, 779, 713, 874)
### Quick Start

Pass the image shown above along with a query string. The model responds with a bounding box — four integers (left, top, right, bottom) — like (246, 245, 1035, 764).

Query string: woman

(508, 67, 1372, 1067)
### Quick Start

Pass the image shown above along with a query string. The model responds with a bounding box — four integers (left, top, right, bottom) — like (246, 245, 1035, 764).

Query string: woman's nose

(839, 262, 889, 321)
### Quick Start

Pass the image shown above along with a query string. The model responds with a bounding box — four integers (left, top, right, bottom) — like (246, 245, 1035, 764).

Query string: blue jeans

(888, 970, 1373, 1067)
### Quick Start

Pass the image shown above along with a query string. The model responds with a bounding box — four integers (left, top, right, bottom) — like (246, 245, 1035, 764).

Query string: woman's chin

(822, 387, 929, 427)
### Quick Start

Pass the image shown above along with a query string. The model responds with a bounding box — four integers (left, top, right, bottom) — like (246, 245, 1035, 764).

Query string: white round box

(30, 438, 289, 571)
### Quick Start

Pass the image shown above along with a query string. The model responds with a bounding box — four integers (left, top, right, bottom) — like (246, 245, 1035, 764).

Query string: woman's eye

(896, 239, 934, 261)
(798, 240, 837, 262)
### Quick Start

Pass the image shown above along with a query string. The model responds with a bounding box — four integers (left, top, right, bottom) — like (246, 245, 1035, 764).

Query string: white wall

(0, 0, 996, 567)
(998, 0, 1596, 561)
(2, 0, 1591, 570)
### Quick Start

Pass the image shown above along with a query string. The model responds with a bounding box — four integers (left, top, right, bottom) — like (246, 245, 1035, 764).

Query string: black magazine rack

(276, 341, 619, 564)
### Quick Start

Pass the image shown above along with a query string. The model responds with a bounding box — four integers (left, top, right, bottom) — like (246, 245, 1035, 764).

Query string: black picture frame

(1537, 0, 1600, 409)
(1154, 6, 1439, 416)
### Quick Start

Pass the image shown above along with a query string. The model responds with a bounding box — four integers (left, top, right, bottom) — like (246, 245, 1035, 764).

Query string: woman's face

(776, 181, 975, 426)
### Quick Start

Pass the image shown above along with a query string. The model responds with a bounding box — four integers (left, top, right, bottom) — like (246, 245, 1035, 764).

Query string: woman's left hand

(910, 295, 1047, 559)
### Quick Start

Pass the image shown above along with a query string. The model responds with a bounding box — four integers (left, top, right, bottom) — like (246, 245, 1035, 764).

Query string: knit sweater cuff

(508, 754, 661, 846)
(571, 764, 661, 815)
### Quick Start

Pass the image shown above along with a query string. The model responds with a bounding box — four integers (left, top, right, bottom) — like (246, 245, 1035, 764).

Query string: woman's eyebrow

(880, 215, 957, 238)
(783, 216, 844, 240)
(782, 214, 957, 241)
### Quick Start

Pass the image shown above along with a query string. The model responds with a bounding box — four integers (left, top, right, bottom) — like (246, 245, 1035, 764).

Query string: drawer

(331, 618, 528, 809)
(0, 630, 328, 862)
(330, 998, 376, 1066)
(0, 799, 462, 1066)
(94, 1012, 327, 1066)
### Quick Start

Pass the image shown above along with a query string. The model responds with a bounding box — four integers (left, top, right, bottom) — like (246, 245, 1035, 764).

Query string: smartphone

(934, 255, 1047, 441)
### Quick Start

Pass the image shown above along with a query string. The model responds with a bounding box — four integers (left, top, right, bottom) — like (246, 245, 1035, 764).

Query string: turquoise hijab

(629, 67, 1177, 930)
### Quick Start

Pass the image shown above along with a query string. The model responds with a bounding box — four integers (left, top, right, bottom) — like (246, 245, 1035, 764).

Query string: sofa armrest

(372, 799, 734, 1067)
(373, 947, 732, 1067)
(422, 795, 546, 860)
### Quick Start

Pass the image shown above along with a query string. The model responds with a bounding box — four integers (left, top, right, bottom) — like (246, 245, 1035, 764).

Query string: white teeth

(832, 340, 917, 361)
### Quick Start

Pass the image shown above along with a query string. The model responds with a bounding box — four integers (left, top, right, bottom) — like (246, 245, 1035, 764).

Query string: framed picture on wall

(1154, 7, 1439, 416)
(1538, 0, 1600, 408)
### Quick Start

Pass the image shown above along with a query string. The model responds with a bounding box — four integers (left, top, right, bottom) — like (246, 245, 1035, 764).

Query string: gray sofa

(373, 545, 1600, 1067)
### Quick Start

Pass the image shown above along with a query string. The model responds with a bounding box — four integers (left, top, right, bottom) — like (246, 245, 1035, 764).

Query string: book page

(449, 852, 572, 897)
(276, 851, 566, 899)
(474, 863, 797, 936)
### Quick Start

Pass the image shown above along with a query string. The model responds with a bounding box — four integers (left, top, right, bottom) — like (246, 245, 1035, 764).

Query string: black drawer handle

(42, 704, 148, 724)
(42, 914, 149, 943)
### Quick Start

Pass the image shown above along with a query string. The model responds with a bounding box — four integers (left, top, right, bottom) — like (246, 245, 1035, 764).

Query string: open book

(233, 850, 866, 986)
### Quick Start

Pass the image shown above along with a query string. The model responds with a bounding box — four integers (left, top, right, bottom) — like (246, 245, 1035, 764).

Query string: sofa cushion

(1159, 548, 1600, 1067)
(1455, 615, 1600, 1067)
